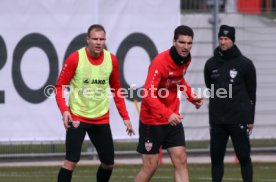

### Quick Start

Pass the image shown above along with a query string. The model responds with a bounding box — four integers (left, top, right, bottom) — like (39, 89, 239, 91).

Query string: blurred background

(0, 0, 276, 181)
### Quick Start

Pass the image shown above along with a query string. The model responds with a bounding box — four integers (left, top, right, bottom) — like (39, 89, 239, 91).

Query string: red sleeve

(179, 59, 197, 102)
(142, 59, 174, 120)
(179, 78, 197, 102)
(109, 54, 130, 120)
(55, 51, 78, 114)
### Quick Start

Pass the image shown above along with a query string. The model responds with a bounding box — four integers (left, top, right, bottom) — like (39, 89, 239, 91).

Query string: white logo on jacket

(229, 68, 238, 82)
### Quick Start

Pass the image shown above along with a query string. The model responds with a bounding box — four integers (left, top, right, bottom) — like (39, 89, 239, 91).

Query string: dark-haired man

(204, 24, 256, 182)
(55, 24, 135, 182)
(134, 25, 203, 182)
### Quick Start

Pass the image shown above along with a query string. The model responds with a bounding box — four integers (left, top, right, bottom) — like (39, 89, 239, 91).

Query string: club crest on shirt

(145, 140, 153, 152)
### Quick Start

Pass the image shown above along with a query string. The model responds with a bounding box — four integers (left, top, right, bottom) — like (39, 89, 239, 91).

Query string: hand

(191, 97, 204, 109)
(123, 120, 135, 136)
(247, 123, 254, 135)
(168, 113, 183, 126)
(62, 111, 72, 129)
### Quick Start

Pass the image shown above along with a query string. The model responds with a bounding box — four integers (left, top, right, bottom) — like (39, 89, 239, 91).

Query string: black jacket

(204, 45, 256, 125)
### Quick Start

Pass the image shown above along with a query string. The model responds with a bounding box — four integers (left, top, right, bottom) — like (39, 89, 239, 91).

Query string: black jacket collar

(214, 44, 242, 61)
(169, 46, 190, 65)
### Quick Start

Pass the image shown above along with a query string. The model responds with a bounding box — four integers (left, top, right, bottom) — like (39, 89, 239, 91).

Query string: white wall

(0, 0, 180, 141)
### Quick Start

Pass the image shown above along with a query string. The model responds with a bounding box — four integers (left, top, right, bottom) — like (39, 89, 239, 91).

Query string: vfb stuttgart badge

(145, 140, 153, 152)
(229, 68, 238, 82)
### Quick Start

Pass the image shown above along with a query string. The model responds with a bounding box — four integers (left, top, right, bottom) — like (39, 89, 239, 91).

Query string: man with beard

(204, 25, 256, 182)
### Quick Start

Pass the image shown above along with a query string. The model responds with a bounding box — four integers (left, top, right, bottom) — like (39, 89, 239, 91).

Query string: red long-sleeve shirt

(55, 48, 130, 124)
(140, 49, 195, 125)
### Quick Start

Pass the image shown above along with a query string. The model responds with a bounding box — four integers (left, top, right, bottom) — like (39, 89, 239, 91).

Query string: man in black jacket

(204, 25, 256, 182)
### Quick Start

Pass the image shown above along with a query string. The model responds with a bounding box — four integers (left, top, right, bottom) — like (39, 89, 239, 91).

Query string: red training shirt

(140, 49, 195, 125)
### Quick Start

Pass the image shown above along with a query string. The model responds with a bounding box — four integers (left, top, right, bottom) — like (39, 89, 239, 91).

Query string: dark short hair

(87, 24, 106, 37)
(173, 25, 194, 40)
